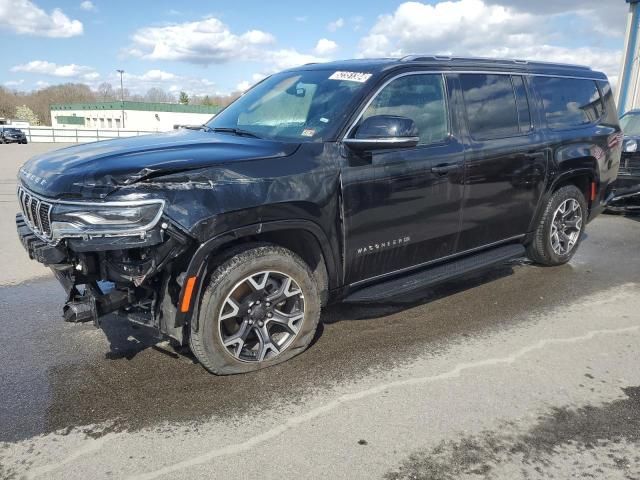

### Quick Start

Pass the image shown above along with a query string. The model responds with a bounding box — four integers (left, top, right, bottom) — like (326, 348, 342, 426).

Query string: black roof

(289, 55, 608, 81)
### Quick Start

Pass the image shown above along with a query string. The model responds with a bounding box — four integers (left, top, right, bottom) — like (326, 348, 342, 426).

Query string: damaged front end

(16, 187, 194, 343)
(608, 139, 640, 213)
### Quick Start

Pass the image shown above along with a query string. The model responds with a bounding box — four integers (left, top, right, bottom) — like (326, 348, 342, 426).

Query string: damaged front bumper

(16, 210, 194, 342)
(607, 176, 640, 212)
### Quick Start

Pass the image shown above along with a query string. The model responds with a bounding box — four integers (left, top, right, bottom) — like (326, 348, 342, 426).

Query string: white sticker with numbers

(328, 71, 372, 83)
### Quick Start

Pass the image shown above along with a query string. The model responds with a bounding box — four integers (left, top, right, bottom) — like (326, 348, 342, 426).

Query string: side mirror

(344, 115, 420, 151)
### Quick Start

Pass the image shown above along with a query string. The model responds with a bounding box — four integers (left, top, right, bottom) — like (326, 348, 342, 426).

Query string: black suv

(609, 110, 640, 212)
(16, 57, 621, 374)
(1, 127, 27, 144)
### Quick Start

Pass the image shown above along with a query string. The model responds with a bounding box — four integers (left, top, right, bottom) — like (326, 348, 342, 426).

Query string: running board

(344, 243, 525, 303)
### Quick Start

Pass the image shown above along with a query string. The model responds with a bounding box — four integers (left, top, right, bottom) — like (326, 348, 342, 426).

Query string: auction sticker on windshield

(328, 71, 372, 83)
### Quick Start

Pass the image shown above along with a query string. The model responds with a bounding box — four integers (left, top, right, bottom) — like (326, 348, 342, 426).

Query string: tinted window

(512, 76, 532, 132)
(531, 77, 602, 129)
(360, 74, 448, 145)
(460, 74, 519, 139)
(597, 81, 618, 127)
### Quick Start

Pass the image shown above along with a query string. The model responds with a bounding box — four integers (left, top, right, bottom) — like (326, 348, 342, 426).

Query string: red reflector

(591, 182, 597, 202)
(180, 276, 197, 313)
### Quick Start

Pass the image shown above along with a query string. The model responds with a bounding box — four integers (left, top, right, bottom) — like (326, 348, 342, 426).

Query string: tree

(145, 87, 171, 103)
(97, 82, 115, 101)
(179, 91, 189, 105)
(15, 105, 40, 125)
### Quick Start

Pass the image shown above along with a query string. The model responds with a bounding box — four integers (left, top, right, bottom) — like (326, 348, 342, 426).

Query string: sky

(0, 0, 630, 97)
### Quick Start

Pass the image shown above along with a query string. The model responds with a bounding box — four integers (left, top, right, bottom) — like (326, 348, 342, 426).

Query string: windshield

(206, 70, 372, 142)
(620, 112, 640, 136)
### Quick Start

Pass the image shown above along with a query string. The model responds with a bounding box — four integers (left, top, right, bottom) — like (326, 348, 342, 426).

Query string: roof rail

(399, 54, 591, 70)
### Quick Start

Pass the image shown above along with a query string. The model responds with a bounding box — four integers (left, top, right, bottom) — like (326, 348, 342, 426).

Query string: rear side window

(460, 74, 519, 140)
(531, 77, 603, 129)
(597, 81, 619, 127)
(361, 74, 448, 145)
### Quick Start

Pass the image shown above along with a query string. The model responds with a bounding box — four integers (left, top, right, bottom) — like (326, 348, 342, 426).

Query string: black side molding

(344, 243, 525, 303)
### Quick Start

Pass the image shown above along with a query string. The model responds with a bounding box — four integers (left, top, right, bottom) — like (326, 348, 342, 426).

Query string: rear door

(456, 73, 548, 252)
(341, 73, 466, 284)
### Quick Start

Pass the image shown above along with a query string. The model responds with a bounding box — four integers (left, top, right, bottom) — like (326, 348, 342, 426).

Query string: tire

(189, 244, 321, 375)
(526, 185, 587, 266)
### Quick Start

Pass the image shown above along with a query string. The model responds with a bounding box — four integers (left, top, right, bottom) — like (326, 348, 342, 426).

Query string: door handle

(431, 164, 459, 175)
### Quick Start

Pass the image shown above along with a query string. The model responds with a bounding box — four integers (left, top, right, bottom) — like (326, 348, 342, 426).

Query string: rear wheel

(526, 185, 587, 266)
(189, 245, 321, 375)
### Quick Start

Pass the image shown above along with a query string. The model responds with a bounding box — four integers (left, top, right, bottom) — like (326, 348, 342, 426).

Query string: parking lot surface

(0, 143, 639, 479)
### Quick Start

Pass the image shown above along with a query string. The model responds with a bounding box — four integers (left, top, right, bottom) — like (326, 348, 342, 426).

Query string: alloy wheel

(217, 271, 305, 362)
(550, 198, 583, 256)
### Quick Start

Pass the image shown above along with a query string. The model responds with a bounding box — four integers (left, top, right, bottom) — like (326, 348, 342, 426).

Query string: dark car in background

(609, 110, 640, 212)
(15, 56, 620, 375)
(0, 127, 28, 144)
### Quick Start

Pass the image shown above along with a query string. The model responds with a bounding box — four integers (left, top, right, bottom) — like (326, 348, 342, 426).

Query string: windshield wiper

(210, 127, 262, 139)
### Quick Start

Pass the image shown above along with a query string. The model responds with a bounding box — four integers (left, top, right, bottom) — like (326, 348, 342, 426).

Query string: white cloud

(121, 70, 217, 96)
(35, 80, 49, 89)
(358, 0, 622, 79)
(265, 49, 328, 71)
(236, 80, 251, 92)
(11, 60, 98, 81)
(314, 38, 338, 56)
(295, 16, 308, 22)
(486, 0, 627, 35)
(0, 0, 83, 37)
(327, 17, 344, 32)
(236, 73, 268, 92)
(3, 79, 24, 87)
(125, 17, 275, 64)
(79, 1, 95, 12)
(139, 69, 177, 82)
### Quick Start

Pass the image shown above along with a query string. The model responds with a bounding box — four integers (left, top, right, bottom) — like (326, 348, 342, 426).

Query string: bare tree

(97, 82, 116, 101)
(145, 87, 171, 103)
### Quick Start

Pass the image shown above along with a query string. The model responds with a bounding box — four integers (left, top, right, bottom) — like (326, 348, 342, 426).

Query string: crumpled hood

(18, 129, 300, 198)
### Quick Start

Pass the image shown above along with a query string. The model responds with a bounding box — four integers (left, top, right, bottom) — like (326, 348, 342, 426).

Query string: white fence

(21, 127, 158, 144)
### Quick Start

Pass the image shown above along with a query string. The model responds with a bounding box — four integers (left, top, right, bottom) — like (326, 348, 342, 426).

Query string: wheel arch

(175, 219, 337, 331)
(527, 161, 597, 236)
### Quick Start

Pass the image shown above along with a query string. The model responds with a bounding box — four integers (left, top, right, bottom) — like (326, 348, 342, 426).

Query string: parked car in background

(16, 56, 620, 375)
(609, 110, 640, 212)
(0, 127, 28, 144)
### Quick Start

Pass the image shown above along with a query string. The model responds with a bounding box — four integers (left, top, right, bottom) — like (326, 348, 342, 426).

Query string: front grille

(620, 153, 640, 175)
(17, 187, 53, 239)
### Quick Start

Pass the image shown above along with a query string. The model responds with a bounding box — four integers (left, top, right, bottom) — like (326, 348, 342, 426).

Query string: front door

(341, 73, 466, 284)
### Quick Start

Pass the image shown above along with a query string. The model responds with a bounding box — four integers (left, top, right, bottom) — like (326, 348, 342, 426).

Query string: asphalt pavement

(0, 143, 639, 480)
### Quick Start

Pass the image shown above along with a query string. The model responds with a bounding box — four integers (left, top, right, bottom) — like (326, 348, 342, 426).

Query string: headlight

(623, 139, 638, 153)
(50, 200, 164, 238)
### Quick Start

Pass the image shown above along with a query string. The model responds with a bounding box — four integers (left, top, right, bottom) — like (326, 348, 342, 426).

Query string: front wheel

(189, 245, 321, 375)
(526, 185, 587, 266)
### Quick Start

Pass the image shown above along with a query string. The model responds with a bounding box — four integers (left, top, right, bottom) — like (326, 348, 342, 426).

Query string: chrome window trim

(343, 137, 421, 145)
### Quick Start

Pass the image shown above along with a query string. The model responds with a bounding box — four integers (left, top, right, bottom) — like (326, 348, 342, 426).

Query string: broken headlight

(50, 200, 164, 238)
(623, 139, 638, 153)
